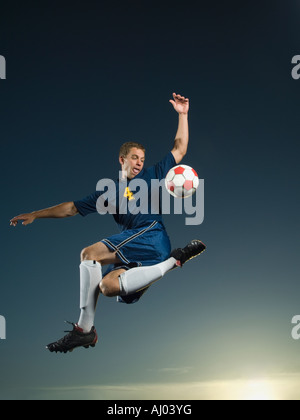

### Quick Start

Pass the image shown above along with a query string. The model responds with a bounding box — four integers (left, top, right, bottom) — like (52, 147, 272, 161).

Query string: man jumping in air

(10, 93, 206, 353)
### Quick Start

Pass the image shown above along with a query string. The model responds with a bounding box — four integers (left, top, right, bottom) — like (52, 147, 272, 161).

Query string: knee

(81, 247, 92, 262)
(100, 278, 118, 298)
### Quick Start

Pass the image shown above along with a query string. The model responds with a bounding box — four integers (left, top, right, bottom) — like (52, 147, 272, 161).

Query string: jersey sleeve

(153, 151, 176, 180)
(74, 192, 101, 217)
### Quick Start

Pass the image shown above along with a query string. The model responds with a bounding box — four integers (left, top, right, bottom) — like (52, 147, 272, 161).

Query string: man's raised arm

(10, 202, 79, 227)
(170, 92, 190, 164)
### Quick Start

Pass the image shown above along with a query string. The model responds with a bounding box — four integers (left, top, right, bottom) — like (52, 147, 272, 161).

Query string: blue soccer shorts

(101, 221, 172, 304)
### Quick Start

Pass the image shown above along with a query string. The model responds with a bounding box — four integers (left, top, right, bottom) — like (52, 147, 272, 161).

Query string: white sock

(77, 260, 102, 333)
(119, 257, 177, 296)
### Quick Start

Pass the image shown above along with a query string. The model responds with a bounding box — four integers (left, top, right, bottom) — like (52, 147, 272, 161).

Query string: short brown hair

(119, 142, 146, 158)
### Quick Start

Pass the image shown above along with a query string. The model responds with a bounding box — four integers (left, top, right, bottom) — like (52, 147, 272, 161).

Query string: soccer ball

(165, 165, 199, 198)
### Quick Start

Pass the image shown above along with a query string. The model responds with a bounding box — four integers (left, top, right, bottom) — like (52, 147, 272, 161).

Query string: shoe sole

(71, 336, 98, 353)
(84, 336, 98, 349)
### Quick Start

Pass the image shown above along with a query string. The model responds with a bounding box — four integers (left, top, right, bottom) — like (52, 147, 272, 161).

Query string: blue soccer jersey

(74, 152, 176, 232)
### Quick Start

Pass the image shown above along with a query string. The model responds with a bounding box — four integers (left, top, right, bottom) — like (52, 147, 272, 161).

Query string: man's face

(119, 147, 145, 179)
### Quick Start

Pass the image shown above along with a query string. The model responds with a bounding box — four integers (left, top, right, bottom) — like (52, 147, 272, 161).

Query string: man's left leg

(100, 239, 207, 298)
(100, 258, 177, 298)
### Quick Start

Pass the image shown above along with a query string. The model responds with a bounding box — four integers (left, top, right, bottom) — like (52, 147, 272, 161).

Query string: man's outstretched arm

(10, 202, 79, 227)
(170, 92, 189, 164)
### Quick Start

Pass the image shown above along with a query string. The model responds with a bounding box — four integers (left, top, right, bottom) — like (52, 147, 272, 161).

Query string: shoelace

(63, 320, 76, 333)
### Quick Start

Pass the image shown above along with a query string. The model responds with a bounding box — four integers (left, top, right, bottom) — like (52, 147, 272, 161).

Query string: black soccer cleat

(46, 322, 98, 354)
(171, 240, 206, 267)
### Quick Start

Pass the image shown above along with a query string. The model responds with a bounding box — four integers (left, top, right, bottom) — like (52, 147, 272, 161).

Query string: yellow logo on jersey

(124, 187, 135, 201)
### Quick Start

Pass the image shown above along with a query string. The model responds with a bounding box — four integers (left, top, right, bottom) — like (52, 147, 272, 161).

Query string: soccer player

(10, 93, 206, 353)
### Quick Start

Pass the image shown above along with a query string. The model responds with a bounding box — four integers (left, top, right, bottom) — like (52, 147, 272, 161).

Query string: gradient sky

(0, 1, 300, 400)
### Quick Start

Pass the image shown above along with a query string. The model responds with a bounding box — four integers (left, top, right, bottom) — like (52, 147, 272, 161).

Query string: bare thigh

(81, 241, 121, 265)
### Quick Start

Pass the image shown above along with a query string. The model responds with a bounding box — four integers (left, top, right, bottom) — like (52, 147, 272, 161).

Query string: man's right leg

(77, 242, 121, 333)
(46, 242, 121, 353)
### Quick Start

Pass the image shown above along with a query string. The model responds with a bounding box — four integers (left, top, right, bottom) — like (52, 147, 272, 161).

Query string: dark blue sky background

(0, 0, 300, 400)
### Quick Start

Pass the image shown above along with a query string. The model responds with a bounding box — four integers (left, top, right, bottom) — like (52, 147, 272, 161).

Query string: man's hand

(169, 92, 189, 115)
(10, 213, 36, 227)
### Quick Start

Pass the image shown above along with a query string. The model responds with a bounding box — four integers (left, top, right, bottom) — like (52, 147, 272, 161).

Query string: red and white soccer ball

(165, 165, 199, 198)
